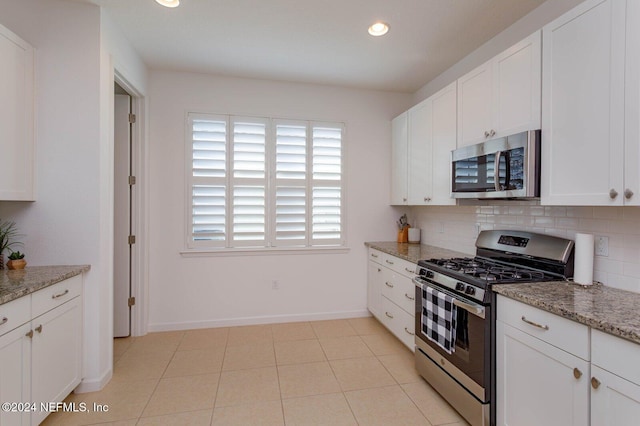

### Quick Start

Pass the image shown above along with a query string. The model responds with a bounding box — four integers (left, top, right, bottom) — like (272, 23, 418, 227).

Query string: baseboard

(74, 368, 112, 394)
(147, 309, 371, 332)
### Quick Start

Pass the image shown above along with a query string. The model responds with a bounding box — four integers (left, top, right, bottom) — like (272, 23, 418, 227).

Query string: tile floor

(42, 317, 470, 425)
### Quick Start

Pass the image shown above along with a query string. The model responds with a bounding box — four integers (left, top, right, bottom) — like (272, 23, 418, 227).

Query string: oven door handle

(413, 277, 486, 319)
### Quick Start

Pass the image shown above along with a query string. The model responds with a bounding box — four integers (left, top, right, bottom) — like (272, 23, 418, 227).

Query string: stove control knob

(424, 270, 434, 279)
(455, 282, 465, 291)
(465, 286, 476, 296)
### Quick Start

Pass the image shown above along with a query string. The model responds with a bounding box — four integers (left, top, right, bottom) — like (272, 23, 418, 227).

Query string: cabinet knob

(573, 368, 582, 379)
(25, 330, 34, 339)
(610, 189, 619, 199)
(424, 197, 431, 202)
(35, 324, 43, 333)
(0, 317, 7, 326)
(489, 129, 496, 137)
(591, 377, 601, 389)
(484, 131, 490, 138)
(625, 188, 634, 199)
(403, 197, 407, 202)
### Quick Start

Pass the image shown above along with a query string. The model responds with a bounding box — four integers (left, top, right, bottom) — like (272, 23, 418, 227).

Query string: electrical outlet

(438, 222, 445, 234)
(595, 236, 609, 257)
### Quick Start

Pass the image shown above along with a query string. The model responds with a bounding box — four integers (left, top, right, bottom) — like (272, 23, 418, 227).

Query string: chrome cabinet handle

(625, 188, 634, 199)
(573, 368, 582, 379)
(591, 377, 601, 389)
(35, 324, 43, 333)
(404, 267, 414, 274)
(385, 312, 394, 319)
(489, 129, 496, 137)
(610, 189, 619, 199)
(385, 282, 394, 288)
(371, 253, 379, 258)
(521, 316, 549, 330)
(0, 317, 7, 326)
(52, 289, 69, 299)
(404, 293, 415, 301)
(404, 327, 415, 336)
(26, 330, 34, 339)
(484, 130, 490, 138)
(385, 259, 394, 265)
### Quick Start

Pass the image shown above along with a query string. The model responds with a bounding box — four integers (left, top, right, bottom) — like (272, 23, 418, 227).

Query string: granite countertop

(493, 281, 640, 345)
(0, 265, 90, 305)
(365, 241, 470, 264)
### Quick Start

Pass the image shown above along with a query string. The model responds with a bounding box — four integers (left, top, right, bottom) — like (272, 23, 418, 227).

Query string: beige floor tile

(178, 327, 229, 351)
(42, 378, 158, 425)
(361, 332, 410, 356)
(227, 324, 274, 346)
(142, 373, 219, 417)
(88, 421, 138, 426)
(310, 319, 357, 339)
(164, 347, 225, 377)
(274, 339, 326, 365)
(222, 342, 276, 371)
(345, 385, 430, 425)
(330, 357, 396, 391)
(319, 336, 374, 360)
(215, 367, 281, 407)
(282, 393, 357, 426)
(124, 331, 184, 357)
(211, 401, 284, 425)
(113, 351, 172, 381)
(402, 381, 468, 425)
(277, 361, 341, 398)
(137, 409, 213, 426)
(348, 317, 388, 335)
(378, 352, 422, 384)
(113, 337, 135, 362)
(271, 321, 316, 342)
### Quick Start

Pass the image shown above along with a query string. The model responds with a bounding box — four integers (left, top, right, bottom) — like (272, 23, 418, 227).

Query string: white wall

(148, 70, 411, 330)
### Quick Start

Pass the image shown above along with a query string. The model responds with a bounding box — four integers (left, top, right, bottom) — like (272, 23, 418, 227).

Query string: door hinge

(128, 297, 135, 307)
(128, 235, 136, 245)
(128, 176, 136, 185)
(129, 113, 136, 124)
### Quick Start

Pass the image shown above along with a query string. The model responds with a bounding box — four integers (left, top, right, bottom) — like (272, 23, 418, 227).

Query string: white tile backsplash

(410, 202, 640, 294)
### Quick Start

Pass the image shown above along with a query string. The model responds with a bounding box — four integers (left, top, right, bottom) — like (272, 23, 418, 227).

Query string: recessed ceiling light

(155, 0, 180, 8)
(368, 22, 389, 37)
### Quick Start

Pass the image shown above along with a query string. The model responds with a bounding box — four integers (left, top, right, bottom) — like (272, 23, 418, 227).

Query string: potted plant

(0, 220, 23, 270)
(7, 251, 26, 270)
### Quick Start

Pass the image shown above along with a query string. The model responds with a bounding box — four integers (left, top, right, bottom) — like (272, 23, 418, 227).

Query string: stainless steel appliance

(451, 130, 541, 199)
(413, 230, 574, 426)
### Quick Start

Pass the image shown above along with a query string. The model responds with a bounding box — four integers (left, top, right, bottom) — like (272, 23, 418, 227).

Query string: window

(187, 113, 345, 250)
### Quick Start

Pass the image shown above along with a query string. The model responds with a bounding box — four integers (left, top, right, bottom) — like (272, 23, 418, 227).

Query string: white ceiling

(94, 0, 546, 93)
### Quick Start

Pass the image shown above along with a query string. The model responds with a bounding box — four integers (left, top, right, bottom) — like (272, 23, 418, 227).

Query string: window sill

(180, 246, 351, 257)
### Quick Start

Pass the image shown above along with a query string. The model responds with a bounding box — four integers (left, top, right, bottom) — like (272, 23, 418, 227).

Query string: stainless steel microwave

(451, 130, 541, 199)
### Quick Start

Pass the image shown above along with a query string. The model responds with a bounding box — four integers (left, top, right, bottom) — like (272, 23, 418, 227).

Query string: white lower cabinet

(496, 295, 590, 426)
(367, 248, 416, 351)
(0, 275, 83, 426)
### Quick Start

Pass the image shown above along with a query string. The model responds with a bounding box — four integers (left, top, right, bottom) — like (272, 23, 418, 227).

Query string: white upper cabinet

(391, 112, 409, 205)
(624, 0, 640, 206)
(407, 82, 457, 205)
(0, 24, 35, 201)
(541, 0, 627, 205)
(457, 31, 541, 148)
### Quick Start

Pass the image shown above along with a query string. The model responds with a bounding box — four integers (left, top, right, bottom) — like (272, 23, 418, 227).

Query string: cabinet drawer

(497, 295, 589, 360)
(32, 275, 82, 318)
(368, 249, 417, 278)
(381, 296, 415, 351)
(0, 296, 31, 336)
(592, 329, 640, 386)
(380, 272, 415, 315)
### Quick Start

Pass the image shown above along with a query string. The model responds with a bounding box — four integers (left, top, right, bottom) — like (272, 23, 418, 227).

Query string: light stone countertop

(0, 265, 90, 305)
(364, 241, 470, 264)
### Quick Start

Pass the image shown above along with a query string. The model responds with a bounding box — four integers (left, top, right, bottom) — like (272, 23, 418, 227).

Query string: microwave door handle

(494, 150, 502, 191)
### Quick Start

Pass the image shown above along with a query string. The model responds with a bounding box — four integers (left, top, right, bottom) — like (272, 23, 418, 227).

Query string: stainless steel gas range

(413, 230, 575, 426)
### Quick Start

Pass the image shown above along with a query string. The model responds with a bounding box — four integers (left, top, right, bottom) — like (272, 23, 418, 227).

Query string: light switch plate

(595, 236, 609, 257)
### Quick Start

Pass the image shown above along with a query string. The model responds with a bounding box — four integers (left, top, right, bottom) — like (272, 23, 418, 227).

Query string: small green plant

(8, 251, 25, 260)
(0, 220, 22, 255)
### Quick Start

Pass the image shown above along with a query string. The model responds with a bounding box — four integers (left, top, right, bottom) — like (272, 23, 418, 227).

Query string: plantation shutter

(230, 117, 267, 246)
(272, 121, 308, 246)
(311, 123, 344, 245)
(189, 114, 228, 247)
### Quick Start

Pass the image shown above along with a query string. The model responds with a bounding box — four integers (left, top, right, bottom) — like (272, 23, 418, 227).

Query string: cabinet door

(496, 321, 589, 426)
(493, 31, 541, 138)
(591, 365, 640, 426)
(407, 99, 432, 205)
(391, 112, 408, 205)
(367, 261, 384, 319)
(625, 0, 640, 205)
(0, 24, 35, 201)
(541, 0, 626, 205)
(31, 297, 82, 426)
(0, 323, 31, 426)
(457, 60, 493, 147)
(429, 82, 457, 205)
